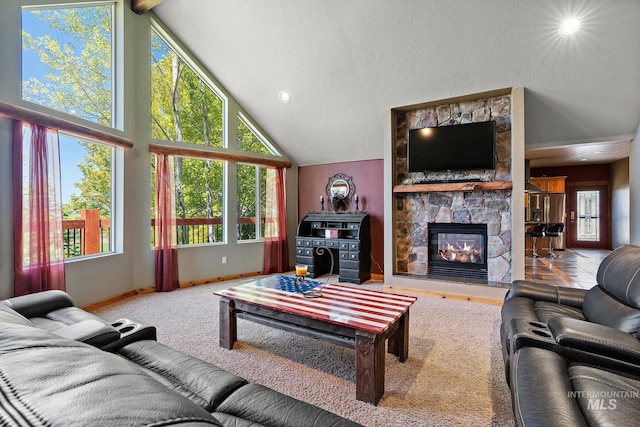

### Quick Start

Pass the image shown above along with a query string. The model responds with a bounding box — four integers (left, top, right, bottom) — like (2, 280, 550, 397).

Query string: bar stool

(525, 224, 546, 258)
(545, 223, 564, 258)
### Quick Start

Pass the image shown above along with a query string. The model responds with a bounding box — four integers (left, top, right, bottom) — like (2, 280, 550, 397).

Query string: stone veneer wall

(395, 94, 513, 283)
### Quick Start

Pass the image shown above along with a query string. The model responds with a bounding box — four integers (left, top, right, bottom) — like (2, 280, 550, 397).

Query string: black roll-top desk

(295, 213, 371, 284)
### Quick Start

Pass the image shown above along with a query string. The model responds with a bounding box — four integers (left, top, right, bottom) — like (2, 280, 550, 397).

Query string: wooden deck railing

(63, 209, 112, 258)
(63, 210, 262, 258)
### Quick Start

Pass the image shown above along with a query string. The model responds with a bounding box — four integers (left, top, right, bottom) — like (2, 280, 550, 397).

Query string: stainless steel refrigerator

(526, 192, 567, 249)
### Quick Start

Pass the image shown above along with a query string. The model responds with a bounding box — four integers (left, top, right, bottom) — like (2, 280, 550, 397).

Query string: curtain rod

(0, 100, 134, 149)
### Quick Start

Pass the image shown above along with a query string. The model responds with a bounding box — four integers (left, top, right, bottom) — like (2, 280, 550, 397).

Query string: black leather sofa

(500, 245, 640, 426)
(501, 244, 640, 379)
(0, 291, 361, 427)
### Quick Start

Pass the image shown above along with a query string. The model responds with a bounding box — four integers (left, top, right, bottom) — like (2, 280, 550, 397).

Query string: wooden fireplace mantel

(393, 180, 512, 193)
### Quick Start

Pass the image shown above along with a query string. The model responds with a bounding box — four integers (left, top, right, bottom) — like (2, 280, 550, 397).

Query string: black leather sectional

(0, 290, 361, 427)
(500, 245, 640, 426)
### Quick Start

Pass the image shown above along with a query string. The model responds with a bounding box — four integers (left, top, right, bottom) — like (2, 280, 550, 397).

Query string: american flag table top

(214, 275, 417, 334)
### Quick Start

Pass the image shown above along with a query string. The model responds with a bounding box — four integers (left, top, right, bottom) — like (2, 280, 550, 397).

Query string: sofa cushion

(29, 306, 120, 347)
(569, 364, 640, 426)
(533, 301, 587, 323)
(215, 382, 358, 427)
(510, 346, 589, 426)
(120, 340, 248, 412)
(121, 341, 361, 427)
(596, 245, 640, 308)
(0, 323, 222, 426)
(0, 304, 34, 327)
(582, 286, 640, 333)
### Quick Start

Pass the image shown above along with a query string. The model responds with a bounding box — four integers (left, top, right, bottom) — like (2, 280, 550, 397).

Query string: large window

(149, 23, 228, 247)
(60, 136, 114, 258)
(21, 2, 117, 261)
(22, 3, 115, 128)
(151, 28, 224, 147)
(151, 156, 225, 247)
(237, 164, 267, 240)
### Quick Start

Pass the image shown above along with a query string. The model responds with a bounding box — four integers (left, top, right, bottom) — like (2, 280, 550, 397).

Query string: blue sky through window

(22, 7, 107, 205)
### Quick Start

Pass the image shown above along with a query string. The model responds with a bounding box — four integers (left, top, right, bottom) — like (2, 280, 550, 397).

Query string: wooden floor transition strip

(383, 285, 504, 306)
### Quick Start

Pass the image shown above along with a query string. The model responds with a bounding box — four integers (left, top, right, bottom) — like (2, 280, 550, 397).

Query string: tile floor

(524, 248, 611, 290)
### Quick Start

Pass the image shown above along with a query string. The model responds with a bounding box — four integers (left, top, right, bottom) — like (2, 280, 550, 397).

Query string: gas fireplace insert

(427, 223, 488, 280)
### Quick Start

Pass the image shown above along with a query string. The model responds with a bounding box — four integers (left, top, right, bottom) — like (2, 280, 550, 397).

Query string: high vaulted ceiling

(154, 0, 639, 167)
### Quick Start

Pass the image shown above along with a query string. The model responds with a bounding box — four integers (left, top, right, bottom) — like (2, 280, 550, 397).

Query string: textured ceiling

(154, 0, 639, 167)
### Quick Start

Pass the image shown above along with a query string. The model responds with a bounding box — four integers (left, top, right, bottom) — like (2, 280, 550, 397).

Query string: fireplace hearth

(428, 223, 488, 280)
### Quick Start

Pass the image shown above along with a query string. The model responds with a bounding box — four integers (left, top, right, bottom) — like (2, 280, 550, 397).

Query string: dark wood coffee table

(214, 275, 416, 405)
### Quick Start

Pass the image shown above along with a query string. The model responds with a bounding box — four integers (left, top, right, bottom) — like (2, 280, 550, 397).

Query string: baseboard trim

(178, 271, 262, 288)
(83, 272, 263, 312)
(82, 288, 154, 312)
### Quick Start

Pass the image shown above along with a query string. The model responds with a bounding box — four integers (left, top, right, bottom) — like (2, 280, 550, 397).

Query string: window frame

(19, 0, 124, 263)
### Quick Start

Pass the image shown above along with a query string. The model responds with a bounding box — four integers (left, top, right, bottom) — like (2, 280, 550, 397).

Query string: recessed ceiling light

(278, 91, 291, 103)
(560, 18, 581, 35)
(580, 158, 588, 161)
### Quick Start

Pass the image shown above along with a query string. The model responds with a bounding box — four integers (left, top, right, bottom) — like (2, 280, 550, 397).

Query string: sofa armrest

(547, 316, 640, 365)
(505, 280, 587, 308)
(3, 290, 75, 318)
(51, 319, 120, 347)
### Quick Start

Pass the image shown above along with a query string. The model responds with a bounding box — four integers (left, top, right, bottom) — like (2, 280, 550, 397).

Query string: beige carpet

(94, 276, 514, 426)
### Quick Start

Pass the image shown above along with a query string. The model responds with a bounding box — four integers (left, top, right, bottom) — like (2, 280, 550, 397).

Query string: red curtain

(154, 154, 180, 292)
(263, 167, 289, 274)
(12, 121, 66, 296)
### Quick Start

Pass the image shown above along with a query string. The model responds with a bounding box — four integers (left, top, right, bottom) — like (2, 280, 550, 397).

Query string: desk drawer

(339, 260, 360, 270)
(339, 269, 361, 279)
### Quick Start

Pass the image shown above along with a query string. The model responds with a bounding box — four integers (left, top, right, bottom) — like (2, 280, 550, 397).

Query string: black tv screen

(407, 121, 496, 172)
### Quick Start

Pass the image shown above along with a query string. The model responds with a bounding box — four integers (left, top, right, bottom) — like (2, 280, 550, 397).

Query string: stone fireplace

(393, 92, 513, 284)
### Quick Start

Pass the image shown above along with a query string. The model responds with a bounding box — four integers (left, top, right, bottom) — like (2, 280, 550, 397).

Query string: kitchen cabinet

(530, 176, 566, 193)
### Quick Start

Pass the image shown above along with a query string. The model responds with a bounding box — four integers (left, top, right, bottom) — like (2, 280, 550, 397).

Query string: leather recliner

(500, 244, 640, 381)
(509, 316, 640, 426)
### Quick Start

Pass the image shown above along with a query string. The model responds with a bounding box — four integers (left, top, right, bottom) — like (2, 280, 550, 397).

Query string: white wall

(631, 125, 640, 246)
(610, 158, 630, 248)
(0, 1, 295, 307)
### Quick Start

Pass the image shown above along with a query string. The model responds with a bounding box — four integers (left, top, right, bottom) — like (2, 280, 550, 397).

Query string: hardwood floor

(524, 248, 611, 290)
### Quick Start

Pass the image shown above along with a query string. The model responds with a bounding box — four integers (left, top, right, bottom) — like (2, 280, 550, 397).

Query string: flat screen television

(407, 121, 496, 172)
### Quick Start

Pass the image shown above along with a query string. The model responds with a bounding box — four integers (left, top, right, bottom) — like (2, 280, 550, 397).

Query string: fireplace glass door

(432, 232, 485, 265)
(428, 223, 488, 280)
